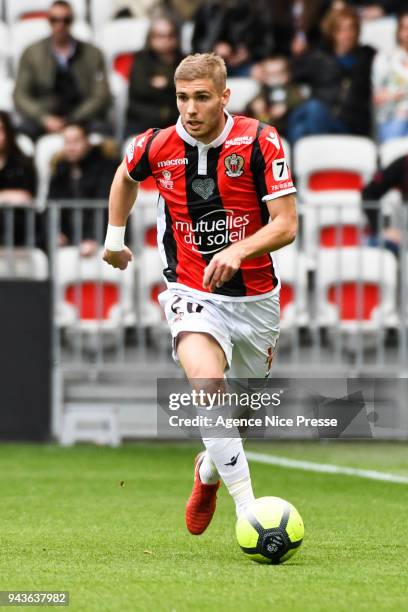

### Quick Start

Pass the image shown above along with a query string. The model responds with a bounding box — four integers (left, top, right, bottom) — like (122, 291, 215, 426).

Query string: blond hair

(174, 53, 227, 92)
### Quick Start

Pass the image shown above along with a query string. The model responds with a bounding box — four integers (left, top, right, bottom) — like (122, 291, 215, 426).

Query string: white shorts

(158, 287, 280, 379)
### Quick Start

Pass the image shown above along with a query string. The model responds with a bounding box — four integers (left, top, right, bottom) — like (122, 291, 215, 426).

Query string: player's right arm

(103, 160, 138, 270)
(103, 128, 156, 270)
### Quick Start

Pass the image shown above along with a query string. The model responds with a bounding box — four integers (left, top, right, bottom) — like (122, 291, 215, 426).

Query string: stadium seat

(301, 190, 366, 269)
(10, 17, 48, 69)
(35, 133, 64, 208)
(316, 246, 398, 334)
(129, 193, 158, 252)
(5, 0, 86, 23)
(10, 18, 92, 71)
(294, 135, 376, 201)
(139, 245, 166, 327)
(55, 246, 135, 334)
(379, 137, 408, 168)
(374, 137, 408, 213)
(109, 71, 129, 142)
(16, 133, 35, 157)
(70, 20, 93, 43)
(273, 242, 309, 333)
(226, 78, 261, 114)
(360, 16, 397, 54)
(181, 21, 194, 55)
(0, 247, 48, 279)
(89, 0, 114, 34)
(99, 18, 150, 78)
(0, 76, 14, 111)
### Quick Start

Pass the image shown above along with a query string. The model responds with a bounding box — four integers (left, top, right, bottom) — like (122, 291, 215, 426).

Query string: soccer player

(103, 53, 297, 534)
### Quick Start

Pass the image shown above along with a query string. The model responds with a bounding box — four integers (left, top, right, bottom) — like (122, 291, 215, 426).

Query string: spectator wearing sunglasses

(13, 0, 111, 141)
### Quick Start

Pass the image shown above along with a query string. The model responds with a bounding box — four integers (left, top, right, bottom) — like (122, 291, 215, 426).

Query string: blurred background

(1, 0, 408, 444)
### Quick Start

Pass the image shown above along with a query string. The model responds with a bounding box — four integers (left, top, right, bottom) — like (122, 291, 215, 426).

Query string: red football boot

(185, 451, 221, 535)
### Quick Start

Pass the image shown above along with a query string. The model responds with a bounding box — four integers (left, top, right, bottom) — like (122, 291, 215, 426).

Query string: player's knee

(177, 332, 227, 380)
(190, 376, 225, 394)
(182, 359, 225, 380)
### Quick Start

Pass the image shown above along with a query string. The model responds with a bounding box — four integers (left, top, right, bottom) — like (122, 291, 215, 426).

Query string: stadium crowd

(2, 0, 408, 253)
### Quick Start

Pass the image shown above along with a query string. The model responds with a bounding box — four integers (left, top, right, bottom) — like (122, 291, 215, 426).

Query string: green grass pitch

(0, 441, 407, 612)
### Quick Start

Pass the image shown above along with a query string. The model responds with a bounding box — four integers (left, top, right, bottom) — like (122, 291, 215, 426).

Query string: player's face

(176, 79, 230, 144)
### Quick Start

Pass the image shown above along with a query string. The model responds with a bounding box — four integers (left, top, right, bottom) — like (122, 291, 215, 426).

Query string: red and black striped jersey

(125, 112, 296, 301)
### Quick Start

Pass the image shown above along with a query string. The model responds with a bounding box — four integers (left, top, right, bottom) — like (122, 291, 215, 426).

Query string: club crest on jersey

(224, 153, 244, 177)
(158, 169, 174, 190)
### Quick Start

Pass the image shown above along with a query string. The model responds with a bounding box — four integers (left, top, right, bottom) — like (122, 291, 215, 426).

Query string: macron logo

(136, 135, 146, 149)
(265, 130, 280, 149)
(157, 158, 188, 168)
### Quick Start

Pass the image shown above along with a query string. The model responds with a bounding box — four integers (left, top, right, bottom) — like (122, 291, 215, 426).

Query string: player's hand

(103, 246, 133, 270)
(202, 245, 244, 292)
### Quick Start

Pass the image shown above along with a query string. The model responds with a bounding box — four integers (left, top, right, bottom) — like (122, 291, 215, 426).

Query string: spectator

(372, 11, 408, 142)
(362, 154, 408, 251)
(164, 0, 203, 21)
(334, 1, 404, 19)
(126, 14, 183, 137)
(290, 6, 375, 141)
(245, 56, 308, 139)
(271, 0, 330, 57)
(14, 0, 111, 141)
(0, 112, 36, 204)
(113, 0, 202, 21)
(192, 0, 275, 76)
(48, 123, 120, 256)
(0, 111, 38, 246)
(113, 0, 161, 18)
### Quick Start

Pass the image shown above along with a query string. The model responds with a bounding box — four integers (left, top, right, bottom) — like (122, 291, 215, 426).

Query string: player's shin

(199, 404, 255, 516)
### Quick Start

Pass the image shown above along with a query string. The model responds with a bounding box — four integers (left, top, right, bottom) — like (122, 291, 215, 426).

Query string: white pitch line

(246, 451, 408, 485)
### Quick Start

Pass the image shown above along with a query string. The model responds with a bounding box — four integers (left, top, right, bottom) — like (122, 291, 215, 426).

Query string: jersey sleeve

(125, 128, 155, 182)
(253, 125, 296, 202)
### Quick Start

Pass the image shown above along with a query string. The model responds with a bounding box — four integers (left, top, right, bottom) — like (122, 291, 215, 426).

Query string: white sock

(202, 436, 255, 516)
(200, 418, 255, 516)
(199, 451, 220, 485)
(227, 474, 255, 517)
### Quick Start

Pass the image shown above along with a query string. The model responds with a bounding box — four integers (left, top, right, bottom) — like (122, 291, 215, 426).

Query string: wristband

(104, 224, 126, 251)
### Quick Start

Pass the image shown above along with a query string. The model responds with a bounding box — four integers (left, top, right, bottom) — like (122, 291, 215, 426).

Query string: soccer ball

(236, 496, 304, 564)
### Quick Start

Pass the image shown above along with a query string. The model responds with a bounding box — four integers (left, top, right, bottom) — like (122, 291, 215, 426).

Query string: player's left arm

(203, 193, 297, 292)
